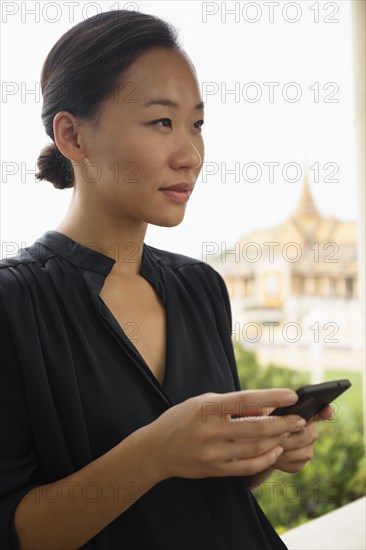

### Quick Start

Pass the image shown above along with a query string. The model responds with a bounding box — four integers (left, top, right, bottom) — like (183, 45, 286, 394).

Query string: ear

(53, 111, 88, 164)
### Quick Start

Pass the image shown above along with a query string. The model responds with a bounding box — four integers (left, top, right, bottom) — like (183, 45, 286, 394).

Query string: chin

(149, 211, 186, 228)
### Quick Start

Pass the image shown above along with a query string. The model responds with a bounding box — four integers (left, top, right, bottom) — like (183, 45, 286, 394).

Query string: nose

(170, 133, 203, 171)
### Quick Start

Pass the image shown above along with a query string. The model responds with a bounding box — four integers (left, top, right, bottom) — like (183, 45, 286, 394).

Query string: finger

(217, 414, 306, 440)
(280, 425, 318, 451)
(204, 389, 298, 421)
(317, 404, 334, 420)
(275, 442, 315, 463)
(216, 433, 290, 462)
(274, 460, 308, 474)
(218, 444, 285, 477)
(306, 404, 334, 423)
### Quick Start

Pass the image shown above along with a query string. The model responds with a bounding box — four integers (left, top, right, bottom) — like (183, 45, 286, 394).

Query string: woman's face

(75, 47, 205, 228)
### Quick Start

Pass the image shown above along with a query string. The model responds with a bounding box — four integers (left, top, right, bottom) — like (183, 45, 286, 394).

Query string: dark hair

(35, 9, 187, 190)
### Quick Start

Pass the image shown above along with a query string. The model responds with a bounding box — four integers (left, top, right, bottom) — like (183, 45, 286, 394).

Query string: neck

(55, 192, 148, 277)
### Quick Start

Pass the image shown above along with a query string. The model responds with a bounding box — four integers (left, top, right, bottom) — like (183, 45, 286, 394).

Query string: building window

(292, 274, 304, 295)
(314, 276, 322, 296)
(244, 276, 254, 297)
(345, 277, 354, 299)
(329, 278, 337, 297)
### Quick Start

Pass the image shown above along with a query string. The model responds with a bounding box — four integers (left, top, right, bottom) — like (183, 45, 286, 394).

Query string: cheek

(129, 147, 167, 182)
(114, 132, 166, 165)
(113, 148, 165, 195)
(94, 141, 157, 185)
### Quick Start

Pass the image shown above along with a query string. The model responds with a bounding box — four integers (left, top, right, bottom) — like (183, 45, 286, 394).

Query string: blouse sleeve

(197, 262, 242, 392)
(0, 284, 40, 550)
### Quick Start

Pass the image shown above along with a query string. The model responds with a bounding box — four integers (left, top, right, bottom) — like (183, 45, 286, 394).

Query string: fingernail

(284, 392, 298, 404)
(275, 446, 284, 457)
(296, 418, 306, 427)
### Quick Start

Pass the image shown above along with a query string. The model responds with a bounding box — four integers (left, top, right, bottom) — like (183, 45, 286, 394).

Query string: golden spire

(294, 166, 321, 219)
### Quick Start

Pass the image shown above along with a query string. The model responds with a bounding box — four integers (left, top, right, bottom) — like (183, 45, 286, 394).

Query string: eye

(148, 118, 205, 130)
(149, 118, 172, 128)
(194, 119, 204, 130)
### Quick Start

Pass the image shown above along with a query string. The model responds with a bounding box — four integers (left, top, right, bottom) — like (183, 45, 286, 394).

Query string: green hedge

(233, 342, 366, 533)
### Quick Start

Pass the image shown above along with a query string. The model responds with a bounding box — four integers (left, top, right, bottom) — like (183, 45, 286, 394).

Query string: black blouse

(0, 229, 287, 550)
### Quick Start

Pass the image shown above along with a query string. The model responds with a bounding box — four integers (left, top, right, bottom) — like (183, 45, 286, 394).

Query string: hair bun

(35, 142, 74, 189)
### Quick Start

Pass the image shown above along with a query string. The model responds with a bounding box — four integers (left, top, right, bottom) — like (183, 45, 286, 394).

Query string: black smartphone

(269, 379, 352, 422)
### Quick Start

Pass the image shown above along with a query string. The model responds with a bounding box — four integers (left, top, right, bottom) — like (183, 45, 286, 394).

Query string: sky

(0, 0, 359, 260)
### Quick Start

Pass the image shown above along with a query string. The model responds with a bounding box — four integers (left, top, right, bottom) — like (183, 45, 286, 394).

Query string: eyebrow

(143, 97, 205, 110)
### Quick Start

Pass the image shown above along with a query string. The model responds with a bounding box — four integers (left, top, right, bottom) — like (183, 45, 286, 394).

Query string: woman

(0, 9, 331, 550)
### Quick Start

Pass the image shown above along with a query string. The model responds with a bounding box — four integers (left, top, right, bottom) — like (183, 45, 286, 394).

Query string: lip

(159, 182, 194, 192)
(159, 184, 194, 204)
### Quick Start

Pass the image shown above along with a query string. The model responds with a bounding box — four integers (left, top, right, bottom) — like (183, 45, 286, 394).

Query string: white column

(352, 0, 365, 436)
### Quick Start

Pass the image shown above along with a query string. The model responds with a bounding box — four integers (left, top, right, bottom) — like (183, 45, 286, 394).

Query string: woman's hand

(272, 404, 334, 474)
(145, 388, 307, 481)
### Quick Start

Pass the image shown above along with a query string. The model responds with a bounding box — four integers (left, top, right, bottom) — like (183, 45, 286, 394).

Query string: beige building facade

(207, 170, 362, 379)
